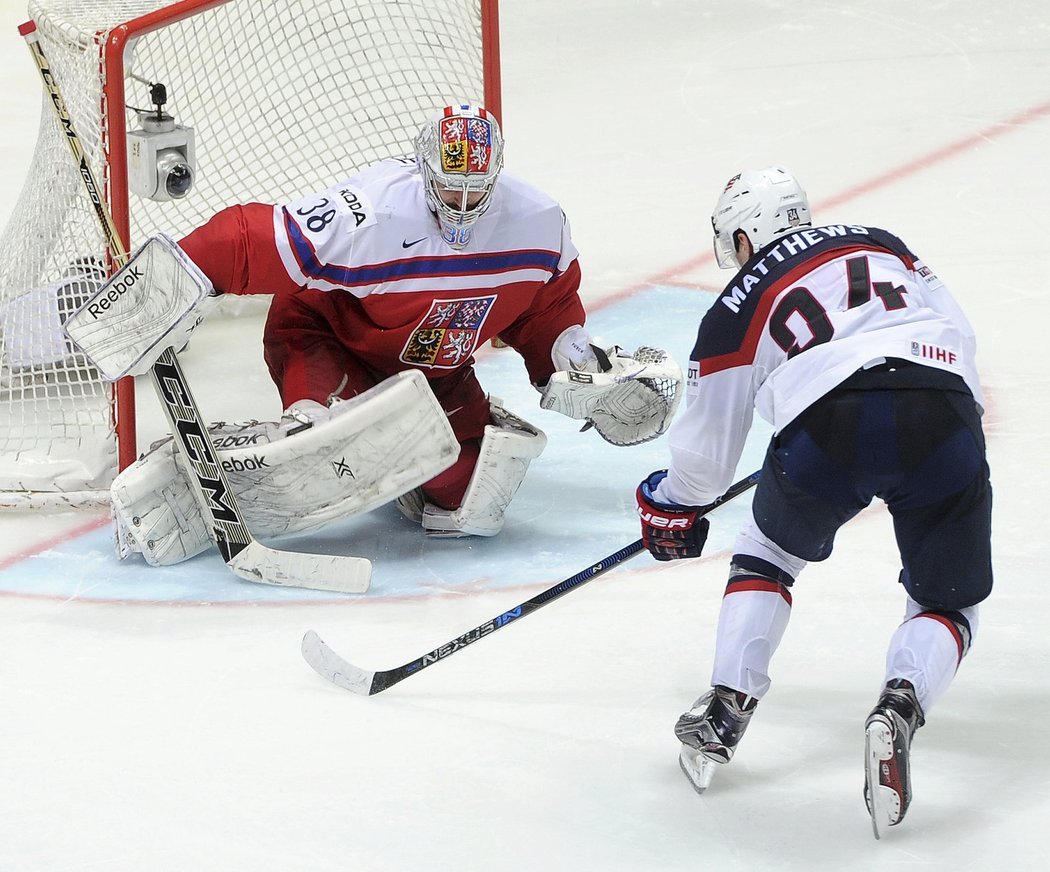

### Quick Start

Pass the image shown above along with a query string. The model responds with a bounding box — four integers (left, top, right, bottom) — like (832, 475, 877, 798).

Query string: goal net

(0, 0, 500, 507)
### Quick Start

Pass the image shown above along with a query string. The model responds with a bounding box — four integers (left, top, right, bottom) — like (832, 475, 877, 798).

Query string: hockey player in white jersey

(634, 167, 992, 837)
(85, 104, 681, 568)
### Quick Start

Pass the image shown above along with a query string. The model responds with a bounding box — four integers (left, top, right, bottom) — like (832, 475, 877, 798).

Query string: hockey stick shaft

(19, 23, 129, 269)
(302, 470, 761, 694)
(22, 23, 368, 593)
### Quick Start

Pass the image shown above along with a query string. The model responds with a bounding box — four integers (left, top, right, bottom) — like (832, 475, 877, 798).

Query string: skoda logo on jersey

(401, 295, 496, 368)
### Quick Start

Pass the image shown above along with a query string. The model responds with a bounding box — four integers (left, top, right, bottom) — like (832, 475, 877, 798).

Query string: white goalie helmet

(414, 103, 505, 249)
(711, 166, 811, 269)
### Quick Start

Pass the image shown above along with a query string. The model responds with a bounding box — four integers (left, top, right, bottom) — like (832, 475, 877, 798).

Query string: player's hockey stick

(21, 21, 369, 594)
(302, 470, 761, 694)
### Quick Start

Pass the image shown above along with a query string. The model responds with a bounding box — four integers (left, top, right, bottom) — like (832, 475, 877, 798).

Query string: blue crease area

(3, 285, 771, 603)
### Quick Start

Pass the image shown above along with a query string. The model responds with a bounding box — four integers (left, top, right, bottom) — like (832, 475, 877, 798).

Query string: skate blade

(864, 719, 899, 839)
(679, 745, 718, 794)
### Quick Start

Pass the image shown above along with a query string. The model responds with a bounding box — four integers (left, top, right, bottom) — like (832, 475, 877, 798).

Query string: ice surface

(1, 1, 1048, 869)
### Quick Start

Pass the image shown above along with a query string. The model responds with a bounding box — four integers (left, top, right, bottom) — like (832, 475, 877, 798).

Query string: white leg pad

(112, 369, 459, 565)
(420, 400, 547, 538)
(113, 446, 210, 566)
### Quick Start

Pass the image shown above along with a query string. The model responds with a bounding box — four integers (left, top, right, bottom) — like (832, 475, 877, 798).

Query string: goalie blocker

(64, 233, 216, 381)
(112, 369, 459, 565)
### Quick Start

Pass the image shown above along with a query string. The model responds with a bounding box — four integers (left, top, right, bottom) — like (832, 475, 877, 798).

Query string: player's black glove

(636, 470, 710, 561)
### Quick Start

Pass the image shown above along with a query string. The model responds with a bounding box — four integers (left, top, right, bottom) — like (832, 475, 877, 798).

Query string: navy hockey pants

(750, 361, 993, 611)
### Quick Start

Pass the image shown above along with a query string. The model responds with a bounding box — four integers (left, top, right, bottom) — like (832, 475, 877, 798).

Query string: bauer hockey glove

(636, 470, 710, 561)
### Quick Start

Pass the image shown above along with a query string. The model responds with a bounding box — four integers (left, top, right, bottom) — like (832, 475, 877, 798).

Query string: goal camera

(127, 82, 195, 202)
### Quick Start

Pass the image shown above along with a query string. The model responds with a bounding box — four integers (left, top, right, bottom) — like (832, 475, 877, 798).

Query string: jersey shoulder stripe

(692, 227, 916, 373)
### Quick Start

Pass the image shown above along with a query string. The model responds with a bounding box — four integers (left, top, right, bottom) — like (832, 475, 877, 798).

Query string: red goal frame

(96, 0, 502, 471)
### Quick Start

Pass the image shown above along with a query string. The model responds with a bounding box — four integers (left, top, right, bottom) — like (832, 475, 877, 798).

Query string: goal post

(0, 0, 501, 508)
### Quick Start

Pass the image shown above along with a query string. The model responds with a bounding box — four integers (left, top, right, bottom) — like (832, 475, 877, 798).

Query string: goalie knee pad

(415, 399, 547, 538)
(112, 370, 459, 565)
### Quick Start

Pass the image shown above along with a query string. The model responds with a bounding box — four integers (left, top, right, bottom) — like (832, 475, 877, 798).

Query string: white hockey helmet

(414, 103, 505, 249)
(711, 166, 811, 268)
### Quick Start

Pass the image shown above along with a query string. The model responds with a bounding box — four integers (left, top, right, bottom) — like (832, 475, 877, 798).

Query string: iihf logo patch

(911, 340, 958, 365)
(401, 295, 497, 368)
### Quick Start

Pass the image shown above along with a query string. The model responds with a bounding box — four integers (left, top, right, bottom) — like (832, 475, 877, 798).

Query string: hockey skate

(864, 679, 925, 839)
(674, 685, 757, 794)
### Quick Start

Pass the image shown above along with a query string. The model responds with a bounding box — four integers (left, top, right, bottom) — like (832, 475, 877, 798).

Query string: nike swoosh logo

(402, 237, 427, 248)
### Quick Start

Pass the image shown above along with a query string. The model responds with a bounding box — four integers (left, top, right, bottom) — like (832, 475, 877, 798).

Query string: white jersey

(271, 158, 578, 298)
(179, 156, 586, 386)
(658, 224, 983, 506)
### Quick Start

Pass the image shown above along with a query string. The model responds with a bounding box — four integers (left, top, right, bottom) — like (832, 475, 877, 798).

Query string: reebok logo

(402, 237, 427, 248)
(212, 433, 262, 449)
(86, 266, 144, 318)
(221, 454, 270, 473)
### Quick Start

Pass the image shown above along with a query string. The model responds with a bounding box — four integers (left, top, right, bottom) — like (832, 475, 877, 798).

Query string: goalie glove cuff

(550, 324, 599, 372)
(637, 470, 710, 561)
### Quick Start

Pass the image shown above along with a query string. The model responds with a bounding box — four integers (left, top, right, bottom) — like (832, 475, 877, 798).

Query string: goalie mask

(711, 166, 811, 269)
(415, 103, 504, 249)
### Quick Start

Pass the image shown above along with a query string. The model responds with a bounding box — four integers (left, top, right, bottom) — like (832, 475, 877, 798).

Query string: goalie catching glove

(637, 470, 710, 560)
(540, 325, 682, 446)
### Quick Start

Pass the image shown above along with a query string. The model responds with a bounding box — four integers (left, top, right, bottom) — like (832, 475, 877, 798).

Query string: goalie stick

(302, 470, 761, 694)
(21, 21, 369, 594)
